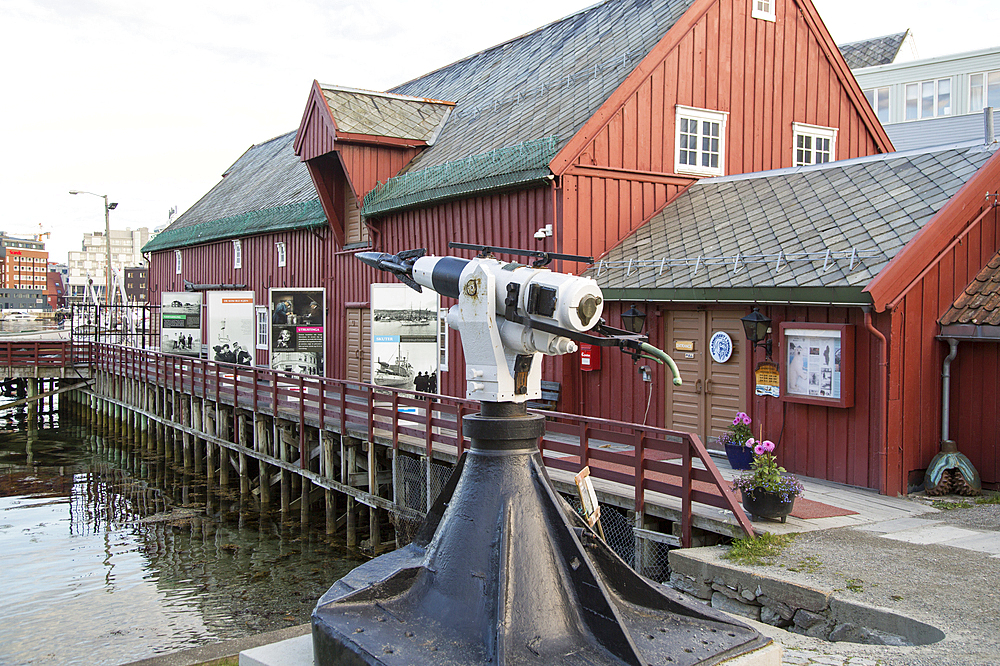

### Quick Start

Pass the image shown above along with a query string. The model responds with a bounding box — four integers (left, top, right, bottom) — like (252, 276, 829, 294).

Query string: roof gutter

(599, 286, 873, 306)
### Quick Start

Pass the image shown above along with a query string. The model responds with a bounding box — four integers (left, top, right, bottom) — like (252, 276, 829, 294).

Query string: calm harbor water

(0, 404, 366, 665)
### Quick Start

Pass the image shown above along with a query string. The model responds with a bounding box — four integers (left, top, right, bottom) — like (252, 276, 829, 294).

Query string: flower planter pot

(741, 488, 795, 523)
(724, 442, 754, 470)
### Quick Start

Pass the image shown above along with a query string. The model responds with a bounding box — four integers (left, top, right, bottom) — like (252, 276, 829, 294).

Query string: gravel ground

(731, 498, 1000, 666)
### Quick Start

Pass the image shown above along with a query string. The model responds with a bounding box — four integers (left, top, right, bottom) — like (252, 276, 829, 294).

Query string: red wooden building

(148, 0, 994, 494)
(592, 141, 1000, 495)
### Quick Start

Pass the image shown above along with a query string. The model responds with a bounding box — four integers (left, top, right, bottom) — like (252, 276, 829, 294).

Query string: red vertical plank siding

(557, 0, 886, 263)
(875, 202, 1000, 493)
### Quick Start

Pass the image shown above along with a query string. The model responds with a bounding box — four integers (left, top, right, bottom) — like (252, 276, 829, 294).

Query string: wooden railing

(88, 342, 753, 545)
(0, 340, 92, 368)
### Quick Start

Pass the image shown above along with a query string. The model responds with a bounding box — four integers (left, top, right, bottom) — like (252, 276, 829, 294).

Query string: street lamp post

(69, 190, 117, 304)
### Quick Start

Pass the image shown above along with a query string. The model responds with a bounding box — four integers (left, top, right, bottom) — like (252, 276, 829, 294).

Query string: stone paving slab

(877, 523, 982, 545)
(854, 517, 941, 533)
(938, 531, 1000, 554)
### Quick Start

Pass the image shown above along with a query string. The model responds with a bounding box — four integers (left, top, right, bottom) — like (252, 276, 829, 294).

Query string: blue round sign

(709, 331, 733, 363)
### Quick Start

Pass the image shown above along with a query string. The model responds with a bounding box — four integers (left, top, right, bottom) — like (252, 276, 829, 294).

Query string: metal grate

(392, 453, 456, 547)
(362, 137, 560, 217)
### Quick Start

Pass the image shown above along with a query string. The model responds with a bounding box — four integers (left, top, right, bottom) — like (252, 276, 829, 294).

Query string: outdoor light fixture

(69, 190, 116, 304)
(741, 307, 772, 359)
(621, 304, 647, 334)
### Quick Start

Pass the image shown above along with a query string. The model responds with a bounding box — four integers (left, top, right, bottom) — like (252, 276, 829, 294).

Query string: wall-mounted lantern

(621, 304, 647, 335)
(740, 307, 772, 359)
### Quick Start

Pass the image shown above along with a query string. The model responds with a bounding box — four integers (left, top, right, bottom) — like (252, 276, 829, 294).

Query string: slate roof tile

(837, 31, 909, 69)
(587, 143, 999, 292)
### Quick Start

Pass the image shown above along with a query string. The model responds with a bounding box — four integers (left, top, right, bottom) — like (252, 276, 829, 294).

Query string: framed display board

(778, 322, 854, 408)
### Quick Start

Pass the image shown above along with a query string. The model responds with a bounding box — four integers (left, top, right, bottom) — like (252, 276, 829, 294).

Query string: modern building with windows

(66, 227, 154, 303)
(0, 233, 50, 311)
(853, 45, 1000, 150)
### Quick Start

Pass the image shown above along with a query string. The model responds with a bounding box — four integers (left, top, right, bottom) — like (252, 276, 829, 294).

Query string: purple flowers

(730, 438, 803, 499)
(726, 412, 754, 448)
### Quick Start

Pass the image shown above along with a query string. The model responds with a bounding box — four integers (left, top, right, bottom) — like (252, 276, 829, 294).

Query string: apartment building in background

(0, 233, 50, 311)
(854, 45, 1000, 150)
(66, 227, 154, 303)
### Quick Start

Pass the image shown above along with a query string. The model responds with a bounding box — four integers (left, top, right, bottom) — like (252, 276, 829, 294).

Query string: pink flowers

(754, 440, 775, 456)
(733, 412, 751, 427)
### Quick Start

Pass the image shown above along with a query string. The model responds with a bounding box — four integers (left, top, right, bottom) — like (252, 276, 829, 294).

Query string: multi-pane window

(970, 70, 1000, 113)
(751, 0, 775, 21)
(864, 87, 890, 123)
(675, 106, 728, 177)
(175, 250, 182, 275)
(233, 239, 242, 269)
(792, 123, 837, 166)
(255, 306, 269, 350)
(905, 78, 951, 120)
(276, 242, 287, 268)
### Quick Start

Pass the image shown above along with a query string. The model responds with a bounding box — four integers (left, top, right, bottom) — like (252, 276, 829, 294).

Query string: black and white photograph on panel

(269, 288, 325, 376)
(370, 283, 440, 393)
(207, 291, 255, 366)
(160, 291, 202, 357)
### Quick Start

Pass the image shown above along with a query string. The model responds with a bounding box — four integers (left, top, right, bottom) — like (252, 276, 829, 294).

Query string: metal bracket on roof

(597, 259, 605, 277)
(692, 255, 702, 278)
(732, 253, 743, 274)
(848, 248, 858, 272)
(626, 258, 634, 277)
(822, 249, 832, 273)
(659, 257, 667, 275)
(774, 251, 785, 273)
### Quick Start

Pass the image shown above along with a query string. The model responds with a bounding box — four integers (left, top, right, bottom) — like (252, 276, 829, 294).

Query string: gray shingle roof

(320, 86, 453, 143)
(586, 142, 998, 295)
(389, 0, 696, 173)
(837, 31, 908, 69)
(144, 131, 322, 253)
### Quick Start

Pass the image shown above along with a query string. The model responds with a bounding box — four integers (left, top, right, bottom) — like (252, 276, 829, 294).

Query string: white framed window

(276, 241, 287, 268)
(864, 87, 890, 124)
(751, 0, 775, 22)
(233, 239, 242, 269)
(792, 122, 837, 166)
(970, 70, 1000, 113)
(255, 306, 269, 350)
(904, 78, 951, 120)
(174, 250, 182, 275)
(439, 308, 449, 372)
(674, 105, 728, 177)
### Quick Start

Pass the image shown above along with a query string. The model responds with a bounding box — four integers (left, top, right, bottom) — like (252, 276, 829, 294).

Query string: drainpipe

(941, 338, 959, 442)
(863, 307, 889, 494)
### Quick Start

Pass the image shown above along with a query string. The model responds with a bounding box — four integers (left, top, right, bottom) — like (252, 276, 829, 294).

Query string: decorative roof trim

(142, 199, 327, 253)
(362, 137, 560, 218)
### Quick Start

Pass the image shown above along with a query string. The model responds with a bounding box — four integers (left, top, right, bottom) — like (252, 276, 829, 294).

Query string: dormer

(294, 82, 453, 246)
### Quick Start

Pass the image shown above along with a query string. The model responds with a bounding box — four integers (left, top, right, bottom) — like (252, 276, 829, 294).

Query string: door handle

(695, 379, 702, 394)
(706, 379, 714, 394)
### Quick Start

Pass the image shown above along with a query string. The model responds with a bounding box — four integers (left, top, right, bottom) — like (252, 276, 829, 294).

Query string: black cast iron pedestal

(312, 402, 769, 665)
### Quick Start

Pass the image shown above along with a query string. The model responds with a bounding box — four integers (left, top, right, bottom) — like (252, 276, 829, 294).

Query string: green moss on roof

(143, 199, 326, 252)
(362, 137, 560, 217)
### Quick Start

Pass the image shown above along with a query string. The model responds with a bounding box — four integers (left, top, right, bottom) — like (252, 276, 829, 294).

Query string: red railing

(85, 342, 753, 545)
(0, 340, 93, 368)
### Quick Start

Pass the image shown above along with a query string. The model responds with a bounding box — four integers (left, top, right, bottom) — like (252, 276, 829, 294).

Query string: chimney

(986, 106, 996, 145)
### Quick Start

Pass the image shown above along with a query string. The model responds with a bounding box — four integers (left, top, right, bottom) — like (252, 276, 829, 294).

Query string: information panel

(161, 292, 202, 357)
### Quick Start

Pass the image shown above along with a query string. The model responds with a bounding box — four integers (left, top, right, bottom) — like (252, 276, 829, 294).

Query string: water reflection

(0, 408, 365, 665)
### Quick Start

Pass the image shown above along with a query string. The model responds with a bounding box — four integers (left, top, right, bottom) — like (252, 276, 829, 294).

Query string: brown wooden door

(666, 310, 746, 446)
(346, 307, 370, 383)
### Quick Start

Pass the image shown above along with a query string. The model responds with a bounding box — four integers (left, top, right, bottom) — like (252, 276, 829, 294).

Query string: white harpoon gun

(357, 244, 681, 403)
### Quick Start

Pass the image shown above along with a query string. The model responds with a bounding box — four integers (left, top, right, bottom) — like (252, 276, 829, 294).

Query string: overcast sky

(2, 0, 997, 264)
